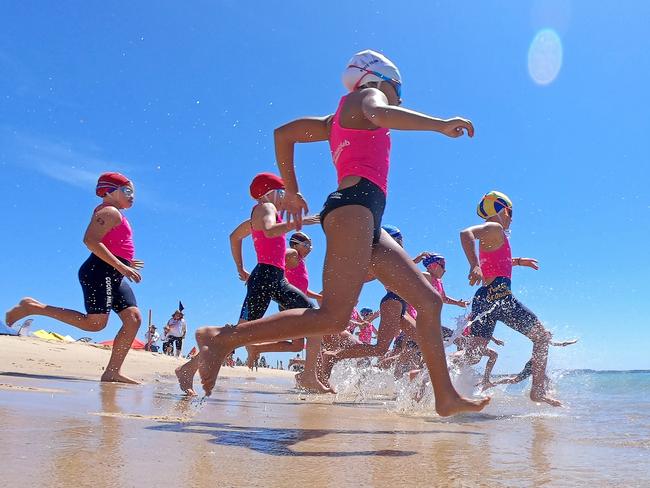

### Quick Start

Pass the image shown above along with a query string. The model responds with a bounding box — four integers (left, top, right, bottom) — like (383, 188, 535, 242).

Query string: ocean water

(1, 369, 648, 487)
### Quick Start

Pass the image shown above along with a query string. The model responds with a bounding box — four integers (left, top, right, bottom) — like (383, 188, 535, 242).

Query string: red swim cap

(96, 172, 131, 197)
(249, 172, 285, 199)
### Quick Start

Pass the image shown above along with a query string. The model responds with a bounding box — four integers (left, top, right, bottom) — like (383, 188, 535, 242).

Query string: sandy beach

(1, 336, 648, 488)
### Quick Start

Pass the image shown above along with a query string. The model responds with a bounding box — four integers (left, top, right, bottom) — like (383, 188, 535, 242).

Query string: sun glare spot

(528, 29, 563, 85)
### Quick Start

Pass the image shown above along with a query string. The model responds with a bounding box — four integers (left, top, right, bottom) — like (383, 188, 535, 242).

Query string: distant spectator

(145, 325, 160, 352)
(164, 310, 187, 358)
(260, 355, 267, 368)
(162, 325, 172, 355)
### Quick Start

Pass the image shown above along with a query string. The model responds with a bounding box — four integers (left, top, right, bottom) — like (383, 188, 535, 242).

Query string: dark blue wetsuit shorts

(240, 264, 313, 321)
(78, 254, 137, 314)
(468, 277, 539, 339)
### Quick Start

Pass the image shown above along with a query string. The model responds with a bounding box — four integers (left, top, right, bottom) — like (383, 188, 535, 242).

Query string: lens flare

(528, 29, 563, 85)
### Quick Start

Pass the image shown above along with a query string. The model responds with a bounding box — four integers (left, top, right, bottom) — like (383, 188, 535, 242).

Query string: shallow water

(1, 370, 648, 487)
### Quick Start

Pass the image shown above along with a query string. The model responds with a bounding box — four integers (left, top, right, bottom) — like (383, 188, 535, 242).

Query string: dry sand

(0, 335, 294, 383)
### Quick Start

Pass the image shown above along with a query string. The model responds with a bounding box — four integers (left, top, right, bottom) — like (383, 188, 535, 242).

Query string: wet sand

(1, 337, 647, 487)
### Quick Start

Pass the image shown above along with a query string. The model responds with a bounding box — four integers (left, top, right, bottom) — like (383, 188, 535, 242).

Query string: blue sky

(1, 1, 648, 372)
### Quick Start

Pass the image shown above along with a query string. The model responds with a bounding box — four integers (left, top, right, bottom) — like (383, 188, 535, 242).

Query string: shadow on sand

(146, 420, 485, 457)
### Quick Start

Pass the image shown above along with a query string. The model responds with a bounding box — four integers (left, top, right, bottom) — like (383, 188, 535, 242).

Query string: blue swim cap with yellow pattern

(477, 191, 513, 219)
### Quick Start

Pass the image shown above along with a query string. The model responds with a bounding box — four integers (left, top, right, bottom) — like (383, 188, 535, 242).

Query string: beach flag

(179, 301, 185, 312)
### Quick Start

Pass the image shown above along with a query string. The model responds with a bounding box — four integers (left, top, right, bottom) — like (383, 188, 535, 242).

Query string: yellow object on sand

(33, 330, 64, 341)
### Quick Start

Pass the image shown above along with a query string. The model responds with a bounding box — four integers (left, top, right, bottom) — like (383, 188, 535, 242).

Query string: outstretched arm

(230, 219, 252, 281)
(512, 257, 540, 270)
(443, 296, 469, 308)
(361, 88, 474, 137)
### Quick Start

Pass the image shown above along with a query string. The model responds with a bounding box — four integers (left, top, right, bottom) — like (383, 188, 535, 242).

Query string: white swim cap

(342, 49, 402, 92)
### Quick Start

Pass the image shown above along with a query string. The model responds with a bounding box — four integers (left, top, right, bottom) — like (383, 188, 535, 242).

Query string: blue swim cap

(382, 224, 402, 241)
(423, 253, 446, 269)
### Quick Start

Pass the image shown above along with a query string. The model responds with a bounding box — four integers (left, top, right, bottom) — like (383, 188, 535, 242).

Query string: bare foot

(100, 371, 140, 384)
(435, 394, 491, 417)
(5, 297, 42, 326)
(245, 345, 259, 370)
(175, 364, 197, 396)
(295, 371, 333, 394)
(196, 326, 235, 396)
(530, 392, 563, 407)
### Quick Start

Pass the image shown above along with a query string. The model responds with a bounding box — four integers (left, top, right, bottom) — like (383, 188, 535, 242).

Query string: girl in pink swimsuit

(196, 50, 488, 416)
(458, 190, 560, 406)
(6, 172, 144, 384)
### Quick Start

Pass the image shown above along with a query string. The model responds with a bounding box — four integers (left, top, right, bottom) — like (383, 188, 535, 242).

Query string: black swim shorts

(239, 264, 313, 321)
(319, 177, 386, 244)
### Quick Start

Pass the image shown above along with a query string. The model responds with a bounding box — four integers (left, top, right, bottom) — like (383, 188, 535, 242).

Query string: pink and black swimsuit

(239, 207, 312, 321)
(78, 205, 137, 314)
(468, 234, 540, 339)
(320, 95, 392, 244)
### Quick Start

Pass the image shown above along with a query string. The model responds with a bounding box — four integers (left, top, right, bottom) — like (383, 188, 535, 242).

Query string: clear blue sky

(1, 1, 648, 372)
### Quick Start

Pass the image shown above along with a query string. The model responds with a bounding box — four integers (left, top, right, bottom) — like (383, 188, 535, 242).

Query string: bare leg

(196, 206, 375, 396)
(370, 233, 490, 416)
(101, 307, 142, 384)
(479, 348, 498, 390)
(527, 324, 561, 406)
(6, 297, 108, 331)
(329, 299, 404, 360)
(296, 336, 332, 393)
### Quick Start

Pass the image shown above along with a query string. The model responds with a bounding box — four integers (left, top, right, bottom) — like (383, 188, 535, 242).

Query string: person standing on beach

(164, 310, 186, 358)
(195, 50, 489, 416)
(6, 172, 144, 384)
(458, 190, 561, 406)
(175, 173, 317, 395)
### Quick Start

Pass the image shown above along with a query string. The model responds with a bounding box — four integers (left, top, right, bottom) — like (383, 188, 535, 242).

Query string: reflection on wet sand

(1, 372, 645, 487)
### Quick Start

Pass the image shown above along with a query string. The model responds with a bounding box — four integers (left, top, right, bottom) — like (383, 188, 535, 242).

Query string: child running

(6, 172, 144, 383)
(196, 50, 488, 416)
(459, 190, 560, 406)
(483, 339, 578, 390)
(325, 226, 419, 368)
(175, 173, 317, 394)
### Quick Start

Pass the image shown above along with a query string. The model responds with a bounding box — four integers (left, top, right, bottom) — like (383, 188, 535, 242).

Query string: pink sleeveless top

(431, 278, 447, 299)
(480, 234, 512, 280)
(328, 95, 391, 194)
(251, 208, 286, 270)
(285, 254, 309, 294)
(95, 205, 135, 262)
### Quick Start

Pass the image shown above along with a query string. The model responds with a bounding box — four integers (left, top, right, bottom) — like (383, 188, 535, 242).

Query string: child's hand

(492, 338, 505, 347)
(120, 265, 142, 283)
(442, 118, 474, 138)
(457, 299, 470, 308)
(468, 265, 483, 286)
(237, 268, 250, 282)
(283, 191, 309, 230)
